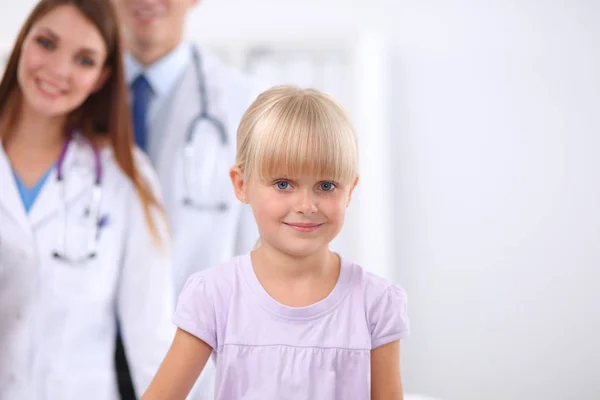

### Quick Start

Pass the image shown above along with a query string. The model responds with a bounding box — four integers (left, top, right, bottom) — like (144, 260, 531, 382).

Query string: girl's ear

(347, 175, 359, 206)
(229, 166, 248, 204)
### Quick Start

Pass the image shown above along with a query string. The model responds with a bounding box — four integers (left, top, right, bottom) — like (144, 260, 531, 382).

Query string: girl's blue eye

(275, 181, 291, 190)
(319, 182, 336, 191)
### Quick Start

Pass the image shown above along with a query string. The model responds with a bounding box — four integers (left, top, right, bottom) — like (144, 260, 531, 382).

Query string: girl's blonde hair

(236, 86, 359, 184)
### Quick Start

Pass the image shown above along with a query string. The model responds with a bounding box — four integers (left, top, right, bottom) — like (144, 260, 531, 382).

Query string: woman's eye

(76, 56, 95, 67)
(275, 181, 291, 190)
(36, 37, 54, 50)
(319, 182, 336, 191)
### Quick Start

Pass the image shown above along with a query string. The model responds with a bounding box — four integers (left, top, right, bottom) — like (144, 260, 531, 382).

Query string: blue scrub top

(13, 168, 53, 213)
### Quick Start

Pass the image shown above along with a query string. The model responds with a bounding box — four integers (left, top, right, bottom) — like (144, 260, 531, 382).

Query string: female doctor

(0, 0, 175, 399)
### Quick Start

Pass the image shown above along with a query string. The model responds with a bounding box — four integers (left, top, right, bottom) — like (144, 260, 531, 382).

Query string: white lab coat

(0, 134, 175, 400)
(143, 44, 260, 400)
(145, 44, 259, 296)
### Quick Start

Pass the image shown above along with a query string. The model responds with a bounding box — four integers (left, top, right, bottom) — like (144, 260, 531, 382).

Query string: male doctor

(113, 0, 259, 398)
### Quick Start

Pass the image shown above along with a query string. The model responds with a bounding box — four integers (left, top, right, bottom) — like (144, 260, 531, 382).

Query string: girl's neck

(250, 244, 341, 308)
(251, 244, 339, 282)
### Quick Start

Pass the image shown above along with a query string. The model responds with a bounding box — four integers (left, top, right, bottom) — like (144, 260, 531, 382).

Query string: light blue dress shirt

(124, 42, 193, 148)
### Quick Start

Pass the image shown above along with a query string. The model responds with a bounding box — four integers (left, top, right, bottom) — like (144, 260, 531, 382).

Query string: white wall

(1, 1, 599, 399)
(384, 3, 600, 400)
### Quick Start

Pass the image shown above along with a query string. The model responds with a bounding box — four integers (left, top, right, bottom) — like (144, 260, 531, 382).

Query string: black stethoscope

(182, 47, 229, 211)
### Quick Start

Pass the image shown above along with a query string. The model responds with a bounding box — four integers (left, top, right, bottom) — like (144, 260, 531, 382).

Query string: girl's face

(243, 172, 359, 259)
(17, 5, 110, 119)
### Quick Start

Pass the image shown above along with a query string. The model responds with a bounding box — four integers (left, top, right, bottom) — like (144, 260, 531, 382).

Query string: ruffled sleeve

(369, 284, 410, 349)
(172, 274, 217, 349)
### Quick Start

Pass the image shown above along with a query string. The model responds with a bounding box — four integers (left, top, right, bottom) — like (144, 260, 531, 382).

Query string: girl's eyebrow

(271, 177, 341, 185)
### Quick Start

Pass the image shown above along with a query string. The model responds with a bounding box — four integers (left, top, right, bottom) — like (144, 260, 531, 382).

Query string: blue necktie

(131, 75, 152, 151)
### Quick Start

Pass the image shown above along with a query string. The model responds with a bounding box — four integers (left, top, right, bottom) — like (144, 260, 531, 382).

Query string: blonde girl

(142, 86, 410, 400)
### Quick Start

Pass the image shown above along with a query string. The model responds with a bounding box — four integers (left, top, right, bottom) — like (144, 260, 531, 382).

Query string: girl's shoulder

(177, 254, 248, 305)
(342, 259, 410, 347)
(173, 255, 248, 348)
(344, 260, 407, 308)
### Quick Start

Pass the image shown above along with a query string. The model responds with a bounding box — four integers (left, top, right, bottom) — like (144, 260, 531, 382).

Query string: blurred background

(1, 1, 599, 399)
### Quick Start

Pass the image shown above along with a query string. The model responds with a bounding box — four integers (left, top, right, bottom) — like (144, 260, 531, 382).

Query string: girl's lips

(284, 222, 323, 233)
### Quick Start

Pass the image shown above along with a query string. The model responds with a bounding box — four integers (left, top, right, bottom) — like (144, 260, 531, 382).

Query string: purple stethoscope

(51, 132, 103, 264)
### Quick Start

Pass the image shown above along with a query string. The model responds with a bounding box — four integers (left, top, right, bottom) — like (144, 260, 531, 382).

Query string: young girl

(142, 86, 410, 399)
(0, 0, 174, 399)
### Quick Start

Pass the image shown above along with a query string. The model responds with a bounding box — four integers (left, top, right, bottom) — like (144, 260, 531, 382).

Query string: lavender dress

(173, 253, 410, 399)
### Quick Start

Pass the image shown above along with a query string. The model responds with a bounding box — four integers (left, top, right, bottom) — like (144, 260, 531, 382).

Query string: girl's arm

(371, 340, 404, 400)
(141, 328, 213, 400)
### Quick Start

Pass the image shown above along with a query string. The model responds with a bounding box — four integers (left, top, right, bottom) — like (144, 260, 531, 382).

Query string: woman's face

(18, 4, 110, 119)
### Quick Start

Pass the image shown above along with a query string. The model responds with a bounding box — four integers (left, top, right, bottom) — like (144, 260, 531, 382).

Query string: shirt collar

(124, 42, 193, 97)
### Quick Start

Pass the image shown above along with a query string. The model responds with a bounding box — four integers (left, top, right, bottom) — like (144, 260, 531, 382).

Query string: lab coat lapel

(151, 60, 199, 185)
(0, 141, 30, 234)
(28, 135, 94, 229)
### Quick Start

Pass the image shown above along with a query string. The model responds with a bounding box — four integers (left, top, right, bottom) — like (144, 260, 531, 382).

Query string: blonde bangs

(238, 86, 358, 184)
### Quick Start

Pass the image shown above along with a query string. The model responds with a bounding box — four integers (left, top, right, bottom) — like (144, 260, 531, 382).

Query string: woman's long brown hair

(0, 0, 164, 243)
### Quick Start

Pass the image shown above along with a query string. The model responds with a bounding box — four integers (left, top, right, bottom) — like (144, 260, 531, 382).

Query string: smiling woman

(0, 0, 155, 206)
(16, 6, 110, 129)
(0, 1, 175, 399)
